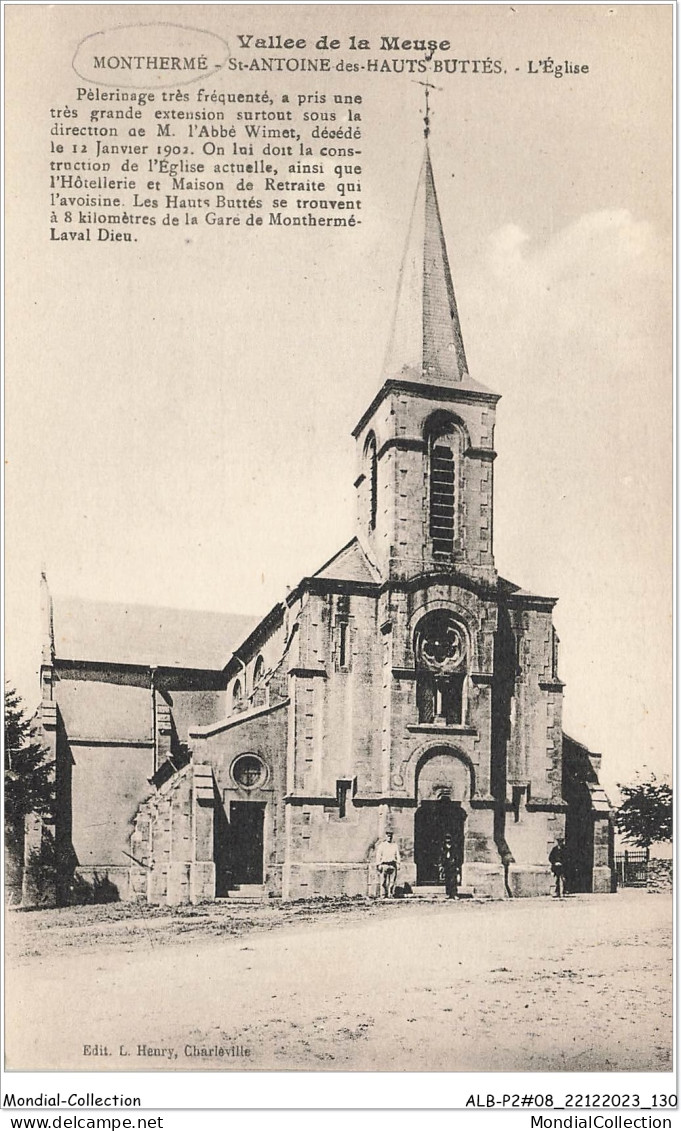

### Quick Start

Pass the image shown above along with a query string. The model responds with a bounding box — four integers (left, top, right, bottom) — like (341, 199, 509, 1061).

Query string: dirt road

(5, 891, 672, 1072)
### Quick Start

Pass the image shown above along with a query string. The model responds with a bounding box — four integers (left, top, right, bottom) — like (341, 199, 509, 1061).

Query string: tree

(614, 774, 672, 848)
(4, 685, 54, 902)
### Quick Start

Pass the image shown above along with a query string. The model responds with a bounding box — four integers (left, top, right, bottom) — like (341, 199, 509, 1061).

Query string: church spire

(40, 566, 54, 667)
(383, 137, 470, 387)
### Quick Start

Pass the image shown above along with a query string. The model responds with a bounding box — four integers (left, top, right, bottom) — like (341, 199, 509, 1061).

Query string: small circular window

(232, 754, 266, 789)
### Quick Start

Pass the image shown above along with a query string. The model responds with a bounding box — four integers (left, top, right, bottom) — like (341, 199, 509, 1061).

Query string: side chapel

(37, 141, 614, 905)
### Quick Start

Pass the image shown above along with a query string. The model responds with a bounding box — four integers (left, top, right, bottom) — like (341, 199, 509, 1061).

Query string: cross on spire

(415, 79, 441, 139)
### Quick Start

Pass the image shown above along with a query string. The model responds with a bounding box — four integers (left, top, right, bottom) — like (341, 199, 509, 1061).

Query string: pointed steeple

(40, 566, 54, 666)
(383, 144, 473, 388)
(354, 113, 500, 586)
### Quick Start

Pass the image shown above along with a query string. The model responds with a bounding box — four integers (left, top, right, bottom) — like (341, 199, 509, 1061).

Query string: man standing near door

(440, 833, 459, 898)
(549, 837, 567, 898)
(375, 831, 401, 897)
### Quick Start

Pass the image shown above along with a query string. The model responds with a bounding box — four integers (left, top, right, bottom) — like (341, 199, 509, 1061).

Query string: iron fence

(615, 849, 649, 887)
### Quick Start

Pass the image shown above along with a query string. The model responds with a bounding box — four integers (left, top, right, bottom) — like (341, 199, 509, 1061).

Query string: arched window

(414, 610, 467, 726)
(365, 433, 378, 531)
(252, 654, 266, 707)
(232, 679, 243, 712)
(339, 622, 349, 668)
(551, 628, 560, 680)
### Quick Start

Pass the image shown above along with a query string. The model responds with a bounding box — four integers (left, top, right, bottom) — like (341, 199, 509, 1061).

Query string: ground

(4, 890, 672, 1072)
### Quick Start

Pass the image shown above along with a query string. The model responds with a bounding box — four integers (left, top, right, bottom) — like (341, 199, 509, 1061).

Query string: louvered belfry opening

(365, 432, 378, 532)
(430, 442, 455, 555)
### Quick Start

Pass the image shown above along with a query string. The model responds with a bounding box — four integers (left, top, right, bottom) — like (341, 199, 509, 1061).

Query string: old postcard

(3, 0, 673, 1098)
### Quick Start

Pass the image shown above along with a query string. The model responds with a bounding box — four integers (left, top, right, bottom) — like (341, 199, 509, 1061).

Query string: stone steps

(410, 885, 476, 900)
(218, 884, 479, 904)
(225, 884, 268, 903)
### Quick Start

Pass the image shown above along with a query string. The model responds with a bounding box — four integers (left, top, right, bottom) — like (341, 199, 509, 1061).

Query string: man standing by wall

(376, 831, 401, 898)
(549, 838, 567, 898)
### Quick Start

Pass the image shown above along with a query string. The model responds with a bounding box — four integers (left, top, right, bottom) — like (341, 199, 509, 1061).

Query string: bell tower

(353, 133, 500, 585)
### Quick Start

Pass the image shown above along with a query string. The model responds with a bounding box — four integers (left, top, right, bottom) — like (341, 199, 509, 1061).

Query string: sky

(5, 4, 672, 798)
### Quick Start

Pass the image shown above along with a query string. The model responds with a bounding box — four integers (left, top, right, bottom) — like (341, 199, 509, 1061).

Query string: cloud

(462, 210, 670, 791)
(468, 209, 666, 376)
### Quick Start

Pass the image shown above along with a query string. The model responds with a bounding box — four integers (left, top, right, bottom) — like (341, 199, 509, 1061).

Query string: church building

(37, 142, 614, 906)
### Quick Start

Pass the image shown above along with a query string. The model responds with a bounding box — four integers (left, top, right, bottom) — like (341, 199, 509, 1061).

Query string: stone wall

(647, 857, 673, 893)
(129, 762, 215, 905)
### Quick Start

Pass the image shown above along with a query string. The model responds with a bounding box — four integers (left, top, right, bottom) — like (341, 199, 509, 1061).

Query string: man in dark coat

(440, 834, 459, 899)
(549, 838, 567, 898)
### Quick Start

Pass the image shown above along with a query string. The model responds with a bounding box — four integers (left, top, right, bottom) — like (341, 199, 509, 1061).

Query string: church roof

(563, 733, 608, 808)
(382, 145, 494, 397)
(498, 576, 557, 607)
(312, 537, 381, 585)
(586, 783, 612, 814)
(50, 594, 260, 671)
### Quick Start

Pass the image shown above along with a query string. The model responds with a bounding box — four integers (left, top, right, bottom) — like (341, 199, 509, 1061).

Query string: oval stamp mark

(72, 22, 230, 90)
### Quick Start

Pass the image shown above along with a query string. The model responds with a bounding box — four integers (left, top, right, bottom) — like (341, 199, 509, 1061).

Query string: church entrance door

(414, 798, 466, 885)
(230, 801, 265, 885)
